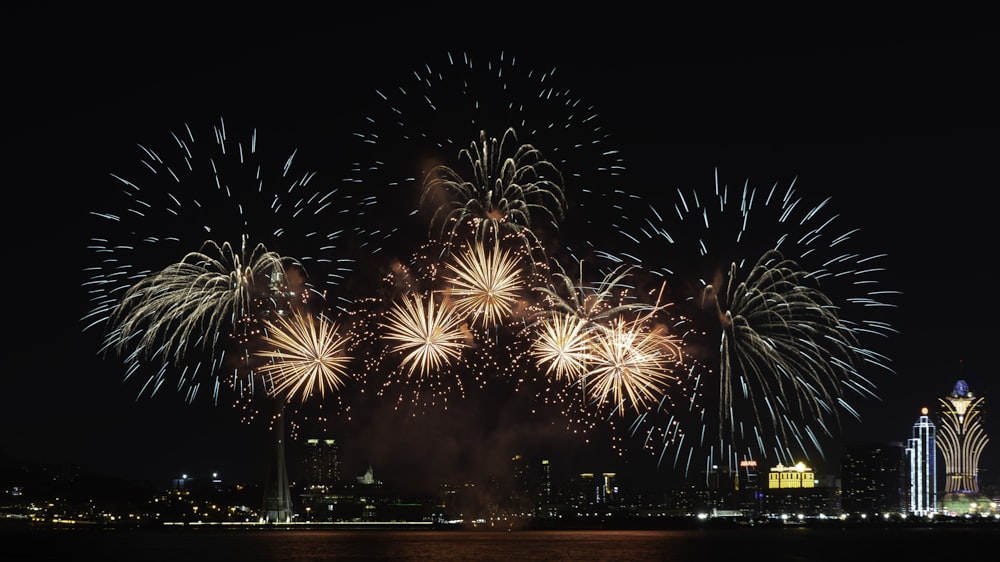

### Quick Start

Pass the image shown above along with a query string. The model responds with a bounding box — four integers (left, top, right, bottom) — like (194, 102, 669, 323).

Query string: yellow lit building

(767, 462, 815, 489)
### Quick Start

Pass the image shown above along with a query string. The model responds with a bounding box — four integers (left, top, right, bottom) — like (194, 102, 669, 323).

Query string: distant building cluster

(1, 380, 996, 528)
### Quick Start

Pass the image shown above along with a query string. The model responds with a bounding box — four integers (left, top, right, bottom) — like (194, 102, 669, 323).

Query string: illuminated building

(303, 438, 341, 488)
(937, 379, 991, 515)
(767, 462, 815, 489)
(566, 471, 619, 506)
(763, 462, 836, 516)
(599, 472, 618, 505)
(737, 459, 763, 515)
(702, 464, 737, 491)
(937, 379, 988, 494)
(905, 407, 937, 515)
(539, 459, 552, 505)
(511, 454, 531, 513)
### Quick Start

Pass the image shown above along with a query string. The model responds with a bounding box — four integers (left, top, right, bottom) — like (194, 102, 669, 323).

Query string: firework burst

(254, 308, 353, 404)
(380, 291, 470, 380)
(530, 311, 593, 383)
(529, 262, 647, 382)
(348, 49, 641, 266)
(443, 236, 527, 330)
(421, 127, 566, 255)
(618, 169, 899, 476)
(104, 239, 298, 403)
(522, 260, 685, 451)
(584, 313, 681, 417)
(84, 118, 383, 403)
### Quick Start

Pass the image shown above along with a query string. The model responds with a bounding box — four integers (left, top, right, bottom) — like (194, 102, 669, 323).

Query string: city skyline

(4, 17, 998, 492)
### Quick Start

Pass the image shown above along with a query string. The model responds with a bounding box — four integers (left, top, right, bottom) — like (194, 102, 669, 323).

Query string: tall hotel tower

(937, 380, 988, 494)
(905, 407, 936, 515)
(303, 438, 341, 488)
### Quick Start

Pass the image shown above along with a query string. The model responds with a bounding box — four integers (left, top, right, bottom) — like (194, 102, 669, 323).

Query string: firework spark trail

(254, 308, 353, 404)
(522, 260, 685, 450)
(616, 169, 900, 476)
(535, 262, 648, 322)
(83, 117, 384, 404)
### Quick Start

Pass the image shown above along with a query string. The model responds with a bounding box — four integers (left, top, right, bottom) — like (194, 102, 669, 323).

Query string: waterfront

(4, 526, 999, 561)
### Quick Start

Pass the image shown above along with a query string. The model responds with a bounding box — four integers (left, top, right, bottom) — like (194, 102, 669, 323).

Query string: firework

(535, 262, 647, 321)
(254, 308, 353, 404)
(521, 259, 684, 454)
(379, 291, 469, 379)
(530, 311, 593, 383)
(347, 49, 640, 266)
(104, 239, 297, 402)
(443, 236, 527, 329)
(618, 169, 899, 475)
(421, 127, 566, 252)
(584, 314, 681, 416)
(529, 262, 647, 382)
(84, 117, 383, 402)
(711, 250, 864, 431)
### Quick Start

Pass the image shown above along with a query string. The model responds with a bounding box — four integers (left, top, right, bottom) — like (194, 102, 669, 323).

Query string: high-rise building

(736, 459, 763, 515)
(599, 473, 618, 505)
(840, 443, 907, 515)
(905, 407, 937, 515)
(539, 459, 552, 505)
(303, 438, 340, 488)
(937, 379, 989, 494)
(510, 454, 531, 514)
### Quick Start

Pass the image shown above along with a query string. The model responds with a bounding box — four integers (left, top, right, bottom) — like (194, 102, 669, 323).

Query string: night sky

(5, 13, 998, 494)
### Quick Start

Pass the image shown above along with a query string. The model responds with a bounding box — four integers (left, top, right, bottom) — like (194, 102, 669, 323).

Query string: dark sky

(4, 14, 998, 493)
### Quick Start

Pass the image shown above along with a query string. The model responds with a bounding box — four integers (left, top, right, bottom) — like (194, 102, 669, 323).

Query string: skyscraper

(840, 443, 907, 515)
(539, 459, 552, 505)
(511, 454, 531, 514)
(937, 379, 988, 494)
(303, 438, 341, 488)
(905, 407, 936, 515)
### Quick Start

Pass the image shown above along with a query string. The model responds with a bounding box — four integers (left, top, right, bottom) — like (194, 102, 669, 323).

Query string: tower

(937, 379, 988, 494)
(905, 407, 936, 515)
(260, 401, 294, 523)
